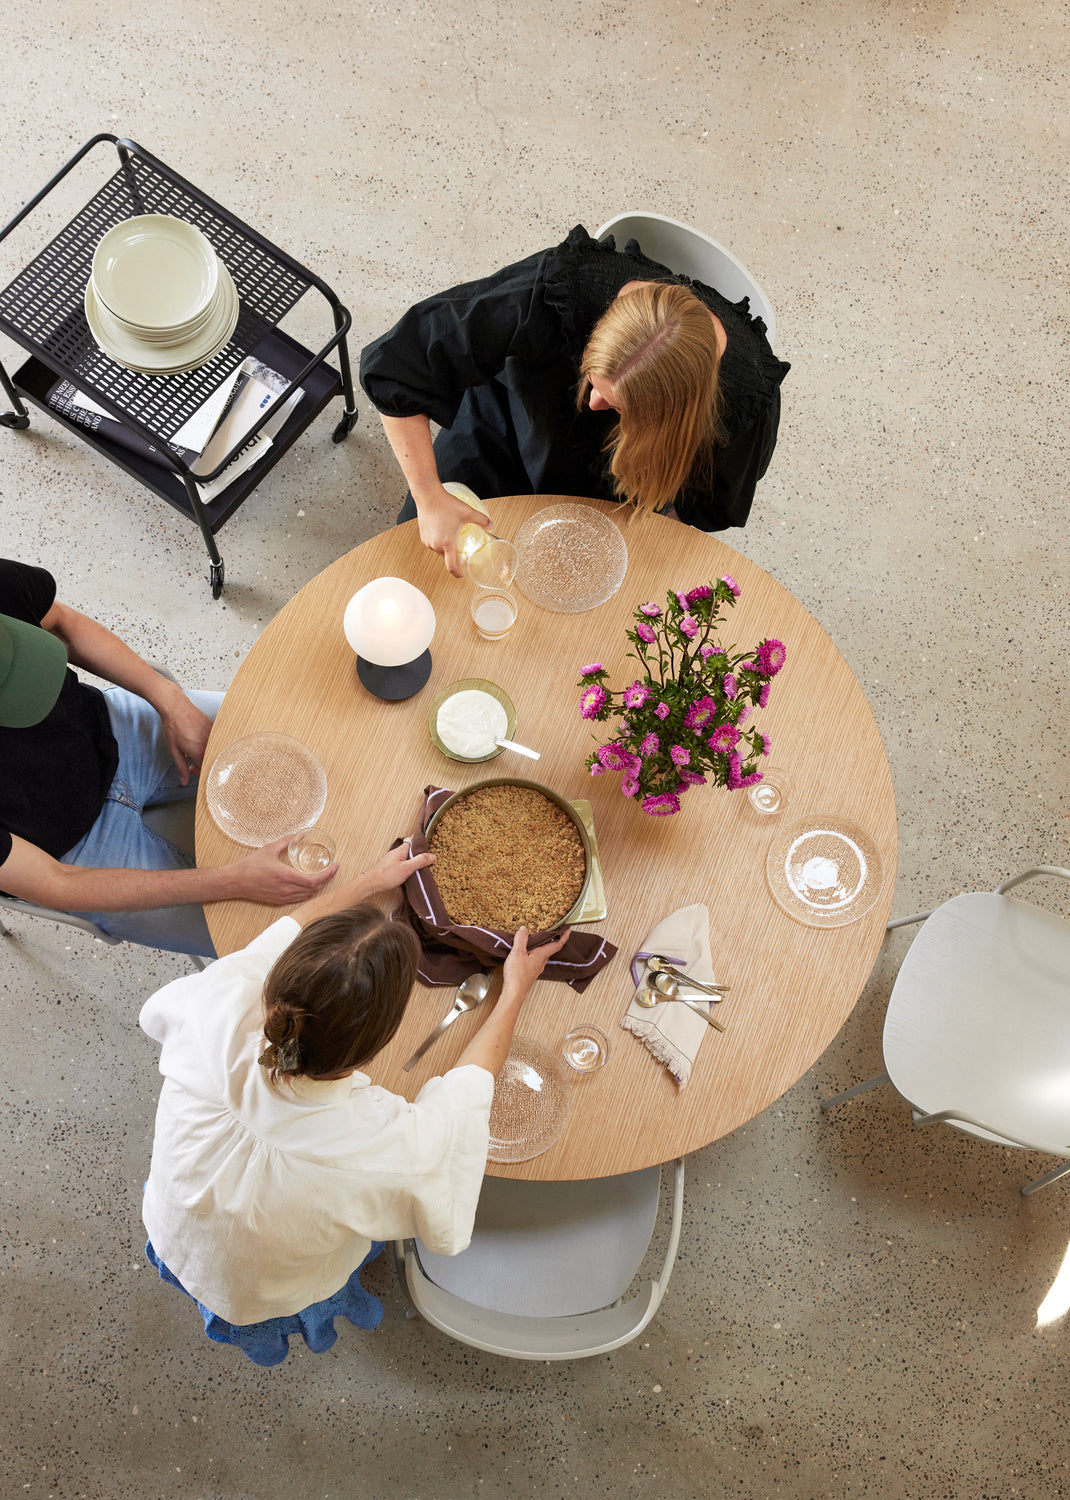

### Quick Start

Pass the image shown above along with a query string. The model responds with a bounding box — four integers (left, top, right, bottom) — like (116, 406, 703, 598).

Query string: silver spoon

(403, 972, 492, 1070)
(494, 736, 540, 759)
(646, 954, 729, 996)
(634, 976, 726, 1032)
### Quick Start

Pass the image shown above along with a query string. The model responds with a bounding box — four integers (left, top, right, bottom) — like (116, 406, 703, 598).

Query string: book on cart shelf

(45, 357, 303, 503)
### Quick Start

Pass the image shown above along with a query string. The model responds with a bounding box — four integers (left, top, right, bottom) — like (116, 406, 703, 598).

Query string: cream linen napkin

(621, 904, 719, 1090)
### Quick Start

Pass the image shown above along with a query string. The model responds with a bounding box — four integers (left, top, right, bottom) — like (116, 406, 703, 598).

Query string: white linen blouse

(140, 917, 493, 1325)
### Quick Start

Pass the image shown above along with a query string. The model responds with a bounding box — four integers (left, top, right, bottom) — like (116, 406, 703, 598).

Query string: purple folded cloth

(393, 785, 617, 992)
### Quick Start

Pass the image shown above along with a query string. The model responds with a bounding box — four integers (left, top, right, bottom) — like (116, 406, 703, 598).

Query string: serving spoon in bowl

(403, 972, 492, 1070)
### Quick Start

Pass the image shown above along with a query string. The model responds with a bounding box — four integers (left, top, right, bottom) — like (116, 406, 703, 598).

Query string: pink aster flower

(737, 705, 752, 726)
(654, 701, 670, 720)
(639, 731, 660, 757)
(758, 682, 771, 708)
(723, 673, 738, 700)
(699, 643, 723, 660)
(597, 743, 632, 772)
(727, 753, 743, 790)
(623, 681, 651, 709)
(721, 574, 740, 598)
(757, 638, 787, 676)
(643, 792, 681, 817)
(760, 733, 771, 756)
(708, 723, 739, 753)
(686, 585, 713, 604)
(580, 684, 608, 718)
(670, 744, 690, 766)
(676, 590, 690, 611)
(639, 601, 662, 618)
(579, 661, 604, 677)
(679, 770, 707, 786)
(621, 775, 639, 798)
(636, 622, 657, 644)
(589, 762, 605, 776)
(740, 770, 764, 788)
(680, 614, 699, 638)
(684, 695, 717, 732)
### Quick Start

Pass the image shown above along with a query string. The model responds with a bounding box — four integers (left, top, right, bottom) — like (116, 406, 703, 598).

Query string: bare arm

(288, 840, 435, 929)
(454, 926, 571, 1078)
(0, 833, 336, 913)
(378, 413, 489, 577)
(40, 599, 212, 784)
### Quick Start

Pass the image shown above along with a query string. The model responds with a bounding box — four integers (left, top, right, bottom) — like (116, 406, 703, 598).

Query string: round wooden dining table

(196, 494, 897, 1180)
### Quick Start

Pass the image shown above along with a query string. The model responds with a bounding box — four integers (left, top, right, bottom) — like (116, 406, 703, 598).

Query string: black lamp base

(356, 650, 433, 701)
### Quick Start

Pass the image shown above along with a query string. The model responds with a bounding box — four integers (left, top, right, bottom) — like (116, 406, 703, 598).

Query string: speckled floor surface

(1, 2, 1068, 1496)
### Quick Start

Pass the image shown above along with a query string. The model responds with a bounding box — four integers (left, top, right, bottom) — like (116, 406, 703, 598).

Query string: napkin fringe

(620, 1015, 692, 1090)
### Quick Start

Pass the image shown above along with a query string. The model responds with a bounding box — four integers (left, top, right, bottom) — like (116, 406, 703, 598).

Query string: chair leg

(820, 1072, 890, 1110)
(1021, 1159, 1070, 1196)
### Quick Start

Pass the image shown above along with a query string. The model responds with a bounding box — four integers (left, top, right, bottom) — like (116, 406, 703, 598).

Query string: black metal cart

(0, 135, 358, 598)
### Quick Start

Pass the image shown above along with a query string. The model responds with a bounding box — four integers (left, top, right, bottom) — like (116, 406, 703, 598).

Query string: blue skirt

(144, 1239, 386, 1367)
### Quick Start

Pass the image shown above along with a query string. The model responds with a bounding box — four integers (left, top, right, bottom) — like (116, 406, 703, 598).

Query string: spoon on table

(494, 737, 540, 759)
(646, 954, 729, 996)
(635, 977, 726, 1032)
(402, 972, 492, 1070)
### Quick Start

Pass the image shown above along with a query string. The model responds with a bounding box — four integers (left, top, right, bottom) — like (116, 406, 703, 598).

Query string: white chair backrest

(595, 212, 776, 347)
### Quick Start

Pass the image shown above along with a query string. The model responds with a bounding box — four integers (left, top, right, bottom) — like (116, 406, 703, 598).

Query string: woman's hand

(415, 484, 490, 577)
(363, 840, 435, 896)
(502, 925, 572, 997)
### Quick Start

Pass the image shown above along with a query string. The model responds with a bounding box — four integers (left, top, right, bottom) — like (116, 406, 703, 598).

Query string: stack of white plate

(85, 214, 239, 375)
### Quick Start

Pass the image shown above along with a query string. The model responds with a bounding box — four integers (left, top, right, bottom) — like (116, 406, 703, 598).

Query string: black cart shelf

(0, 135, 358, 598)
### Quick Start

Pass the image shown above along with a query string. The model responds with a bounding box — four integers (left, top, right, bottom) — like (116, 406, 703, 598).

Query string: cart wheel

(210, 560, 225, 599)
(0, 412, 30, 430)
(331, 409, 358, 444)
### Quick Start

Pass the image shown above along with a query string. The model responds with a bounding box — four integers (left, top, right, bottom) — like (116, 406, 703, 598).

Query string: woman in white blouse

(139, 841, 568, 1365)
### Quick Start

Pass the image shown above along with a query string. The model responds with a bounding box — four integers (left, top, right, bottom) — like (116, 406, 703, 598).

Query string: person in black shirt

(360, 225, 789, 575)
(0, 561, 337, 957)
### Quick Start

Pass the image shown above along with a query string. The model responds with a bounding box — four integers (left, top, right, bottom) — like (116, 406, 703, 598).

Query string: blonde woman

(360, 225, 789, 575)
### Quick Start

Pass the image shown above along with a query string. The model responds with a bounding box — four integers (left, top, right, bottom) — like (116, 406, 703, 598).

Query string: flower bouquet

(576, 577, 786, 817)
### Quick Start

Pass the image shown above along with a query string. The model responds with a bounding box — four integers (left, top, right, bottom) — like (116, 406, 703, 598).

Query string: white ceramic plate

(91, 215, 218, 330)
(84, 263, 239, 375)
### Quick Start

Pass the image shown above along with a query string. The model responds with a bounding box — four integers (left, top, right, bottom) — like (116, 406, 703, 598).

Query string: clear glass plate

(205, 732, 327, 847)
(514, 502, 628, 613)
(766, 814, 885, 928)
(487, 1036, 573, 1162)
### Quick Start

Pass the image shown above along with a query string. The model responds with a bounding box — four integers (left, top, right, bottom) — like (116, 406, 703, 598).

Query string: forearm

(289, 871, 376, 929)
(454, 980, 526, 1078)
(378, 413, 443, 503)
(42, 602, 180, 715)
(6, 855, 243, 913)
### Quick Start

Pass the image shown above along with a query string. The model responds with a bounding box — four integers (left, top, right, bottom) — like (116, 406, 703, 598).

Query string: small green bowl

(428, 678, 517, 764)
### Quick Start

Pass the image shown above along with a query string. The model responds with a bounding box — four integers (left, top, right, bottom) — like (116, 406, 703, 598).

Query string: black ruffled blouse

(360, 225, 789, 531)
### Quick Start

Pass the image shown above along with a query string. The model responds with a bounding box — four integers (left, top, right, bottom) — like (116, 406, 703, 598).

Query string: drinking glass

(747, 767, 794, 815)
(287, 825, 337, 872)
(471, 589, 518, 640)
(561, 1025, 610, 1073)
(464, 534, 519, 590)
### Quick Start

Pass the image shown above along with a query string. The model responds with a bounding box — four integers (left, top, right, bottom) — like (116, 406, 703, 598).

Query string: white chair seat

(884, 892, 1070, 1155)
(396, 1159, 684, 1360)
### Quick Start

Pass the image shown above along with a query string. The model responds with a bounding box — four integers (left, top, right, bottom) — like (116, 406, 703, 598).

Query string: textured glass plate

(206, 733, 327, 847)
(427, 678, 516, 763)
(766, 814, 884, 928)
(514, 503, 627, 613)
(487, 1036, 573, 1163)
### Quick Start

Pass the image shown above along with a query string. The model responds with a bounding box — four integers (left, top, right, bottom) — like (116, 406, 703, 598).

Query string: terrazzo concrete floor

(1, 1, 1068, 1496)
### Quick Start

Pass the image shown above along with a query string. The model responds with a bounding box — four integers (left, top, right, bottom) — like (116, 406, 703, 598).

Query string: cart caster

(0, 411, 30, 430)
(209, 560, 225, 599)
(331, 408, 358, 444)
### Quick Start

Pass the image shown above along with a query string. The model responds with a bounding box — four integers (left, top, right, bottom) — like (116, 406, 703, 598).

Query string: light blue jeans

(59, 687, 223, 958)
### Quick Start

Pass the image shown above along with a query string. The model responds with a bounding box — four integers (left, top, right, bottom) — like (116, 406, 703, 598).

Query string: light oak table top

(197, 495, 897, 1180)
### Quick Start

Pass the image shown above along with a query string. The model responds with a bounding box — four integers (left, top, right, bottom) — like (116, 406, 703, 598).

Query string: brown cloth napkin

(393, 785, 617, 991)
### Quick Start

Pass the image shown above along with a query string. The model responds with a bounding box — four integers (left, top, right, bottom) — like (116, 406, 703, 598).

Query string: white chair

(821, 868, 1070, 1195)
(596, 212, 776, 347)
(395, 1159, 684, 1360)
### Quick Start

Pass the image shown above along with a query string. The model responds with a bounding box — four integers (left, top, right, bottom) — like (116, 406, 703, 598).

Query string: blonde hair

(577, 282, 725, 515)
